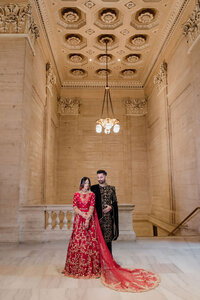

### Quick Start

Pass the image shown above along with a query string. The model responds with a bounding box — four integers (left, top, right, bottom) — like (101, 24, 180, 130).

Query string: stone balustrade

(45, 207, 75, 230)
(19, 204, 136, 242)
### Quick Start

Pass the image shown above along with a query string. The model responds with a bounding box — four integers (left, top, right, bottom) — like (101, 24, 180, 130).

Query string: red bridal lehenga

(62, 191, 160, 292)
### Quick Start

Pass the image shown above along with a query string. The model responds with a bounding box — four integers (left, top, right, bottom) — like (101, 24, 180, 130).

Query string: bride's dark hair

(79, 177, 91, 190)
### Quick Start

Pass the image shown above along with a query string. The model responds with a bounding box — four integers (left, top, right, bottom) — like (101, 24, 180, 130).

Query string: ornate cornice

(153, 62, 168, 91)
(144, 0, 190, 86)
(57, 97, 80, 115)
(0, 3, 39, 53)
(32, 0, 61, 85)
(124, 98, 147, 116)
(46, 62, 56, 95)
(61, 81, 143, 89)
(183, 0, 200, 53)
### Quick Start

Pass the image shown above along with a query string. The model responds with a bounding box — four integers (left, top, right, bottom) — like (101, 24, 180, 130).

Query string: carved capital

(0, 3, 39, 49)
(46, 63, 56, 95)
(154, 62, 168, 91)
(124, 98, 147, 116)
(57, 97, 80, 115)
(183, 0, 200, 53)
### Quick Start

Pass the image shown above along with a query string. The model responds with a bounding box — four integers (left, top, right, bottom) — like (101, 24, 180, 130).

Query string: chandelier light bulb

(104, 128, 110, 134)
(113, 123, 120, 133)
(96, 124, 102, 133)
(105, 121, 112, 130)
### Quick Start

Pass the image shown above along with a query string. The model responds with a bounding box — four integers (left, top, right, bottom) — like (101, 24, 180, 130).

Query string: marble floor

(0, 237, 200, 300)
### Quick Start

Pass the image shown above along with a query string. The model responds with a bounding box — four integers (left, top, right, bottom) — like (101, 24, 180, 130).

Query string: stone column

(0, 3, 39, 242)
(118, 204, 136, 241)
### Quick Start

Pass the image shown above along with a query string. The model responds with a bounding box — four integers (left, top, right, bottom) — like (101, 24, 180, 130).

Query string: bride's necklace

(81, 189, 88, 194)
(80, 190, 90, 203)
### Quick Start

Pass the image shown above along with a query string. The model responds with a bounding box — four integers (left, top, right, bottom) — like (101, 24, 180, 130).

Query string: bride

(62, 177, 160, 292)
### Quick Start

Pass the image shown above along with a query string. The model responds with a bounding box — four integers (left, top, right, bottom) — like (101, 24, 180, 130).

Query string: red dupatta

(94, 208, 160, 292)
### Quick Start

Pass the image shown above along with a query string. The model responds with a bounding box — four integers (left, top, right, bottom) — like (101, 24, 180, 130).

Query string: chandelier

(96, 39, 120, 134)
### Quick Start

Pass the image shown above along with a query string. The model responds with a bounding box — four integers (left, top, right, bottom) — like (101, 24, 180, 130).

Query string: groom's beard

(98, 179, 105, 184)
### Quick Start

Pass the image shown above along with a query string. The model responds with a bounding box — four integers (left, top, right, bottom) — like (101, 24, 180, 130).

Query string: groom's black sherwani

(91, 184, 119, 243)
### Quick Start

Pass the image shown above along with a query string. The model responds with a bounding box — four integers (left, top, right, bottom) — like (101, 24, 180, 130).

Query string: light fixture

(96, 39, 120, 134)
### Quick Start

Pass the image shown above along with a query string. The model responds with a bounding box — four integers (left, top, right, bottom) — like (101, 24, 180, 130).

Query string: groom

(91, 170, 119, 254)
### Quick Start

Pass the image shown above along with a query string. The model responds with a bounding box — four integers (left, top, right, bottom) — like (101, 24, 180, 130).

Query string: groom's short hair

(97, 170, 107, 176)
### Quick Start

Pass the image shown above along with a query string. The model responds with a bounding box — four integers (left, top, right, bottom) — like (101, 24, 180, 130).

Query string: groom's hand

(103, 205, 112, 213)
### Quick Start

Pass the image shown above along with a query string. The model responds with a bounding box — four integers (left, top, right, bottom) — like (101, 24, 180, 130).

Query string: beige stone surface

(57, 88, 147, 207)
(1, 238, 200, 300)
(0, 0, 200, 241)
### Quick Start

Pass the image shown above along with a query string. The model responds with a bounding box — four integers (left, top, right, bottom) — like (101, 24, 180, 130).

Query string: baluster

(47, 210, 53, 230)
(62, 211, 68, 230)
(54, 210, 60, 230)
(70, 210, 75, 229)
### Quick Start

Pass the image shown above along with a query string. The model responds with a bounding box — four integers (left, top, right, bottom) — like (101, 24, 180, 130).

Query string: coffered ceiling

(34, 0, 189, 88)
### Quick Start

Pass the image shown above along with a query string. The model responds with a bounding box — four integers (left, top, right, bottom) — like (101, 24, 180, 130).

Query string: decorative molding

(153, 61, 168, 91)
(61, 81, 143, 89)
(70, 68, 87, 78)
(126, 34, 149, 51)
(120, 29, 129, 35)
(120, 69, 136, 79)
(31, 0, 191, 89)
(46, 62, 56, 95)
(85, 28, 95, 35)
(57, 97, 80, 115)
(124, 1, 136, 9)
(84, 1, 96, 9)
(0, 3, 39, 51)
(64, 33, 86, 50)
(94, 8, 122, 30)
(131, 9, 159, 30)
(144, 0, 190, 86)
(58, 7, 86, 29)
(183, 0, 200, 53)
(95, 34, 118, 51)
(100, 9, 117, 24)
(30, 0, 61, 85)
(124, 98, 147, 116)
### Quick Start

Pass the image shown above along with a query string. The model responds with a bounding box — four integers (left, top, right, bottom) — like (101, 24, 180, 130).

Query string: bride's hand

(85, 214, 91, 220)
(80, 212, 87, 219)
(85, 219, 90, 229)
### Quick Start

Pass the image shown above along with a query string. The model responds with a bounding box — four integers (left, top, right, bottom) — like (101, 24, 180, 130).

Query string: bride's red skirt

(62, 213, 101, 278)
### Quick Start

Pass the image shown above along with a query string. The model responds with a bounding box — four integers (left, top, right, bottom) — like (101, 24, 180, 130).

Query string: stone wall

(145, 3, 200, 233)
(57, 88, 150, 218)
(0, 3, 59, 241)
(0, 38, 31, 242)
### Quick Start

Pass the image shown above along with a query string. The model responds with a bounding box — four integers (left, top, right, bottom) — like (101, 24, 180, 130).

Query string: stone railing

(45, 205, 75, 230)
(19, 204, 136, 242)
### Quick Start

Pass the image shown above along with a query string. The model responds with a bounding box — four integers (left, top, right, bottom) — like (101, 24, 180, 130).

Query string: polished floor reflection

(0, 237, 200, 300)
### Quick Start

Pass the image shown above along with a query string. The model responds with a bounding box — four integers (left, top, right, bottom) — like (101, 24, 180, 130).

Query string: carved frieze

(124, 98, 147, 116)
(58, 97, 80, 115)
(46, 63, 56, 95)
(0, 4, 39, 45)
(183, 0, 200, 53)
(154, 62, 168, 91)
